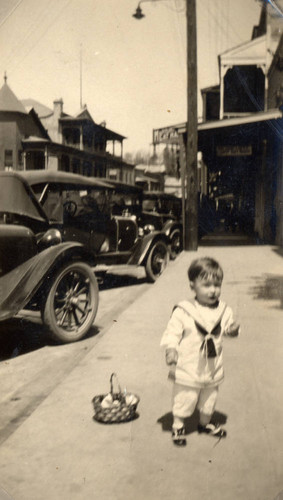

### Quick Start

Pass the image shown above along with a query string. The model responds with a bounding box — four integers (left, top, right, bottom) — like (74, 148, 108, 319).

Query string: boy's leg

(198, 386, 218, 426)
(172, 384, 199, 446)
(197, 386, 226, 437)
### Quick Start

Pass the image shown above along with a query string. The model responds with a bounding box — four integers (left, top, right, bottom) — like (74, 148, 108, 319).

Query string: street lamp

(132, 0, 165, 20)
(132, 0, 198, 251)
(132, 4, 145, 19)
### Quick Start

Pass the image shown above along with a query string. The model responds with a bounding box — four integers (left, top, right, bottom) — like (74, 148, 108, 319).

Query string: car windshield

(30, 183, 110, 222)
(142, 199, 158, 212)
(64, 189, 109, 218)
(111, 193, 141, 215)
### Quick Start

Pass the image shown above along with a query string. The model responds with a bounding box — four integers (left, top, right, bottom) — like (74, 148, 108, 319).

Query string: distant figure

(160, 257, 240, 446)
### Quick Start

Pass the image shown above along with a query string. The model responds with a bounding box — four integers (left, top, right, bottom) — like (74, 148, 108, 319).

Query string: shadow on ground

(0, 317, 100, 361)
(250, 273, 283, 309)
(157, 409, 227, 435)
(98, 272, 147, 291)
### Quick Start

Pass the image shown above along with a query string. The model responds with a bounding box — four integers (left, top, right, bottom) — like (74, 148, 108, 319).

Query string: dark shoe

(198, 423, 227, 438)
(172, 426, 186, 446)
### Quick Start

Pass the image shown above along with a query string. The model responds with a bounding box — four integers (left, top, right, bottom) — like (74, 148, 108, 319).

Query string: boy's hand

(226, 321, 240, 337)
(166, 348, 178, 365)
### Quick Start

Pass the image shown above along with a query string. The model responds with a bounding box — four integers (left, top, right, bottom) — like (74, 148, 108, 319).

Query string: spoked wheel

(145, 240, 169, 283)
(169, 229, 182, 260)
(43, 262, 99, 343)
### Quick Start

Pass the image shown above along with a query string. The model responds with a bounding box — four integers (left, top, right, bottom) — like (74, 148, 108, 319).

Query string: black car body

(0, 170, 170, 343)
(22, 170, 169, 281)
(0, 171, 101, 343)
(141, 191, 183, 259)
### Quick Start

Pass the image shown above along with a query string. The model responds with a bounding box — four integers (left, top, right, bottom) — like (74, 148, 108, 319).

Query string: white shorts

(172, 383, 219, 418)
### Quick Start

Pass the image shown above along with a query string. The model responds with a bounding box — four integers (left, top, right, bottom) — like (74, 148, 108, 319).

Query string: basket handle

(110, 372, 122, 396)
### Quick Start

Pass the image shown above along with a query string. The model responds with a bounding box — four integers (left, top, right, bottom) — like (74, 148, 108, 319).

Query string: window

(18, 150, 23, 166)
(4, 150, 13, 168)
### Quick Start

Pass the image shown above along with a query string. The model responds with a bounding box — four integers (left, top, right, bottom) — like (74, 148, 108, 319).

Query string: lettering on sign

(153, 127, 179, 144)
(216, 145, 252, 156)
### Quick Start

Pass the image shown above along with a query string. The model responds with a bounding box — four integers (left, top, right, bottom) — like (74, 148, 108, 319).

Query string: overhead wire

(3, 0, 74, 78)
(0, 0, 24, 29)
(2, 0, 60, 73)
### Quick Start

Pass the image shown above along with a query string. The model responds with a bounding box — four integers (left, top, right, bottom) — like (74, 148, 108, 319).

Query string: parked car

(0, 170, 101, 344)
(22, 170, 169, 283)
(141, 191, 183, 259)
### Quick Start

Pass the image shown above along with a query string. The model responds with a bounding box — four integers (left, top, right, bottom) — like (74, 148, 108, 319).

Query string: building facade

(153, 2, 283, 245)
(0, 79, 135, 184)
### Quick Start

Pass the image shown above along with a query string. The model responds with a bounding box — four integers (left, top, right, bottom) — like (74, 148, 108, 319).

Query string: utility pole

(184, 0, 198, 250)
(133, 0, 199, 250)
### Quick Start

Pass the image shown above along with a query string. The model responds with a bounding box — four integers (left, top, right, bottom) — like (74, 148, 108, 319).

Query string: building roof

(135, 164, 166, 174)
(0, 81, 27, 114)
(21, 99, 53, 118)
(158, 109, 283, 136)
(197, 108, 283, 131)
(60, 112, 126, 141)
(218, 35, 267, 68)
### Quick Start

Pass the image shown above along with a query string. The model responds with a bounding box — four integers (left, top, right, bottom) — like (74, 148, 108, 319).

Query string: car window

(142, 199, 157, 211)
(63, 189, 109, 218)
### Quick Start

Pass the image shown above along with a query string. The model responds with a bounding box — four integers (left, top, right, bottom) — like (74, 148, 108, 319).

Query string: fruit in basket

(101, 393, 113, 408)
(125, 394, 137, 405)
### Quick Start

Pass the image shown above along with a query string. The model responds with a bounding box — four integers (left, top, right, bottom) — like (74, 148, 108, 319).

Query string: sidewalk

(0, 240, 283, 500)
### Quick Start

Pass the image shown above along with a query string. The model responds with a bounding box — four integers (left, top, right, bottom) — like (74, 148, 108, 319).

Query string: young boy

(160, 257, 239, 446)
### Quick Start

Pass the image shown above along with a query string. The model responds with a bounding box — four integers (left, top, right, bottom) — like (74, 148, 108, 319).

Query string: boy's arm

(225, 321, 240, 337)
(223, 306, 240, 337)
(165, 348, 178, 365)
(160, 307, 184, 364)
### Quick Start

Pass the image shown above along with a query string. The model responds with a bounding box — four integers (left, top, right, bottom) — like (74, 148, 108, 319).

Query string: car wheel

(43, 262, 99, 343)
(169, 229, 182, 260)
(145, 240, 169, 283)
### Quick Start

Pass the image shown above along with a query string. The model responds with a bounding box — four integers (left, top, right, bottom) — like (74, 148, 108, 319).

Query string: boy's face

(190, 275, 222, 307)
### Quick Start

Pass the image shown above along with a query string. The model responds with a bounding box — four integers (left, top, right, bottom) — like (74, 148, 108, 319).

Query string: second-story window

(4, 149, 13, 168)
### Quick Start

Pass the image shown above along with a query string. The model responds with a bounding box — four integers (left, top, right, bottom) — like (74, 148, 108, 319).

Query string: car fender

(0, 242, 95, 321)
(127, 232, 169, 266)
(162, 220, 182, 239)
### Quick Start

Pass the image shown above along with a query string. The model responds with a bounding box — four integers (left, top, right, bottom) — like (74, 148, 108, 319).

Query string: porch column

(219, 65, 229, 120)
(23, 151, 26, 171)
(44, 146, 48, 169)
(80, 126, 83, 150)
(220, 64, 224, 120)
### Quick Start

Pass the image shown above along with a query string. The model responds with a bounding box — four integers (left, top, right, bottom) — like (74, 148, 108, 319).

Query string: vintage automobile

(0, 171, 103, 344)
(141, 191, 183, 259)
(0, 170, 169, 344)
(21, 170, 169, 283)
(103, 182, 183, 260)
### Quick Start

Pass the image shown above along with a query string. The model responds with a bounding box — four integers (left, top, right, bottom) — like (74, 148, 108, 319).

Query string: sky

(0, 0, 262, 154)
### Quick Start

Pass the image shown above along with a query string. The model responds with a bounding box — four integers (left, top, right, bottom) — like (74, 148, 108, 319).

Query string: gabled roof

(75, 106, 94, 121)
(21, 99, 53, 118)
(60, 112, 126, 141)
(0, 82, 27, 114)
(219, 35, 267, 67)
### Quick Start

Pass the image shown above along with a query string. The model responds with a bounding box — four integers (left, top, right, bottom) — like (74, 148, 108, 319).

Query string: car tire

(43, 261, 99, 343)
(145, 240, 169, 283)
(169, 229, 182, 260)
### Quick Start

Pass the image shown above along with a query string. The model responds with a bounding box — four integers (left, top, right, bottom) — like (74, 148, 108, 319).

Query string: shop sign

(217, 145, 252, 156)
(153, 126, 179, 144)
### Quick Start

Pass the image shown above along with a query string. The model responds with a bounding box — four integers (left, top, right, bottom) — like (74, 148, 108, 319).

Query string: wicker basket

(92, 373, 140, 424)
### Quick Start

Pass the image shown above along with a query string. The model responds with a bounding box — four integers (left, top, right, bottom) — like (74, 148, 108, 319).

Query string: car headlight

(37, 228, 62, 250)
(143, 224, 155, 234)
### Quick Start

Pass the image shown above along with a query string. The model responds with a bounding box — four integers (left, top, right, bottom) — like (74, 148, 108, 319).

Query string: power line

(0, 0, 24, 29)
(2, 0, 58, 71)
(3, 0, 73, 78)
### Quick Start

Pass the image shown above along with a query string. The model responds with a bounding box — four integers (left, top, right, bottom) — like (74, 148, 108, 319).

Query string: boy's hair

(188, 257, 223, 282)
